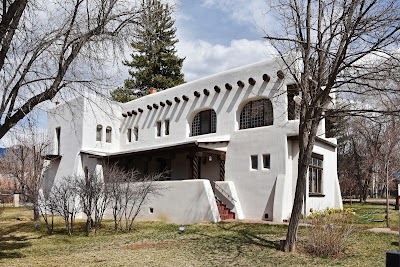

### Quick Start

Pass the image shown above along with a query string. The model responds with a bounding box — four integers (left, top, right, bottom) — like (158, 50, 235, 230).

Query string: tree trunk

(33, 206, 40, 222)
(282, 119, 320, 252)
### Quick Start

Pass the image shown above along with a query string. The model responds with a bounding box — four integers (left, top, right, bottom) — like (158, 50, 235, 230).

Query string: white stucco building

(43, 57, 342, 224)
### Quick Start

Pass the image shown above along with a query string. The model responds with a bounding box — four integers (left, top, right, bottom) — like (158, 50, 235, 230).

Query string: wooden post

(192, 156, 200, 179)
(219, 159, 225, 181)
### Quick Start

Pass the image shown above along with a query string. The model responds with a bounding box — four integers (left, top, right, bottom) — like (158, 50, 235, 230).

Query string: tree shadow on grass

(0, 235, 31, 259)
(191, 222, 281, 264)
(0, 222, 39, 259)
(215, 223, 281, 250)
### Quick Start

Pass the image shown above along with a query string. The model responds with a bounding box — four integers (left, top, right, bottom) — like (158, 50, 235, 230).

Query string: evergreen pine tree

(113, 0, 184, 101)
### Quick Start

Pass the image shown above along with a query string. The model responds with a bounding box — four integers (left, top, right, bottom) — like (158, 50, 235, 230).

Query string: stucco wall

(45, 97, 85, 187)
(289, 139, 343, 218)
(43, 57, 342, 223)
(104, 179, 220, 224)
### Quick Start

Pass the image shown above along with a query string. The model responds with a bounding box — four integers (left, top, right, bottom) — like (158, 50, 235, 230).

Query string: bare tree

(0, 0, 142, 138)
(75, 170, 110, 235)
(103, 163, 163, 231)
(264, 0, 400, 252)
(0, 126, 49, 221)
(51, 176, 80, 235)
(37, 188, 56, 234)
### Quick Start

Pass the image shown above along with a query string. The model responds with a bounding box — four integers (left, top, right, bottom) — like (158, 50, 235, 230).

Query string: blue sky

(173, 0, 277, 81)
(0, 0, 277, 146)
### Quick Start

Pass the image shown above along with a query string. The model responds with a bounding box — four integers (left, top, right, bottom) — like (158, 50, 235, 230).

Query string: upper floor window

(96, 125, 102, 141)
(133, 127, 139, 141)
(127, 128, 132, 143)
(165, 120, 170, 136)
(156, 121, 161, 137)
(191, 109, 216, 136)
(106, 126, 112, 143)
(56, 127, 61, 155)
(239, 99, 273, 130)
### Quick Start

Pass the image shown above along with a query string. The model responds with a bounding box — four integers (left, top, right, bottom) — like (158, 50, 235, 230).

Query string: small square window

(156, 121, 161, 137)
(251, 155, 258, 170)
(165, 119, 170, 136)
(263, 154, 270, 169)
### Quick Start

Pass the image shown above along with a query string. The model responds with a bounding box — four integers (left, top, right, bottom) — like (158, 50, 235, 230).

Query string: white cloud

(200, 0, 274, 32)
(177, 38, 277, 81)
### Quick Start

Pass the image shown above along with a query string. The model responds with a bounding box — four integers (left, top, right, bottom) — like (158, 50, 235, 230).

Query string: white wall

(44, 57, 342, 223)
(104, 179, 220, 224)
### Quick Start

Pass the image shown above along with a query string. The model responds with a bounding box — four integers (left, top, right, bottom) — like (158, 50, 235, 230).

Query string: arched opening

(239, 98, 273, 129)
(191, 109, 217, 136)
(106, 126, 112, 143)
(96, 125, 103, 141)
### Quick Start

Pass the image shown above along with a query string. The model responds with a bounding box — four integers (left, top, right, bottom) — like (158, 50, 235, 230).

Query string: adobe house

(43, 56, 343, 224)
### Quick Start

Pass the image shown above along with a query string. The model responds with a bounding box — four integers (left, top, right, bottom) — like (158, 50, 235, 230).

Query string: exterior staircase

(216, 198, 235, 220)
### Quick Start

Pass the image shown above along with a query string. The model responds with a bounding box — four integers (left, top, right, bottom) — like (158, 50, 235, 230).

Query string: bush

(305, 208, 354, 257)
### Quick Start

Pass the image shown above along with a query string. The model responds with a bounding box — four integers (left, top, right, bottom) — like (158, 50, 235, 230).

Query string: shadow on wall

(42, 158, 61, 196)
(134, 78, 282, 132)
(263, 178, 276, 221)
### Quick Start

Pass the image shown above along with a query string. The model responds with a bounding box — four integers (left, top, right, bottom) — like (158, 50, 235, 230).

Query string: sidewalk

(224, 219, 400, 234)
(367, 228, 399, 234)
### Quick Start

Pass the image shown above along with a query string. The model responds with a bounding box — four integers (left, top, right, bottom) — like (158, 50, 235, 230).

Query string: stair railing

(213, 182, 236, 203)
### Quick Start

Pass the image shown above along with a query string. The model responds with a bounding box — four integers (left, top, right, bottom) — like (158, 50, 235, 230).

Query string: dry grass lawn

(0, 206, 398, 266)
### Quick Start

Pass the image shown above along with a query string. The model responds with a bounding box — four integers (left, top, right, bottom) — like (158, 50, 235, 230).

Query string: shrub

(305, 208, 354, 257)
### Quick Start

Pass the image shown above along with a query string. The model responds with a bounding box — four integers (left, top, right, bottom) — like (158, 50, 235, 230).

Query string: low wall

(104, 179, 220, 224)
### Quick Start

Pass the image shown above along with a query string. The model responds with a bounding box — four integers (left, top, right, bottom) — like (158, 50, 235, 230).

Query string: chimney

(149, 87, 157, 94)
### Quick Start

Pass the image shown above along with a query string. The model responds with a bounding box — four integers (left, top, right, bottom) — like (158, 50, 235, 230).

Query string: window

(133, 127, 139, 141)
(106, 126, 112, 143)
(239, 99, 273, 129)
(56, 127, 61, 155)
(156, 121, 161, 137)
(165, 119, 170, 136)
(251, 155, 258, 170)
(309, 154, 323, 195)
(191, 109, 217, 136)
(127, 128, 132, 143)
(96, 125, 102, 141)
(287, 84, 300, 120)
(263, 154, 270, 169)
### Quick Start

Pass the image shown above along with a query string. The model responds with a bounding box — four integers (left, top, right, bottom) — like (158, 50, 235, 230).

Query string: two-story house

(43, 56, 343, 224)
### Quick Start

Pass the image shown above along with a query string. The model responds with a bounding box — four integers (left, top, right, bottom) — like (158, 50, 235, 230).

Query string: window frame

(191, 109, 217, 136)
(127, 128, 132, 143)
(165, 119, 170, 136)
(156, 121, 161, 137)
(308, 153, 324, 196)
(133, 127, 139, 141)
(96, 125, 102, 141)
(250, 155, 258, 170)
(262, 154, 271, 169)
(106, 126, 112, 143)
(239, 98, 274, 130)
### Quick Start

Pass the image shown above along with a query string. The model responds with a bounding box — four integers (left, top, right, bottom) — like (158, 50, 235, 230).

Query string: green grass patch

(344, 202, 400, 230)
(0, 207, 398, 266)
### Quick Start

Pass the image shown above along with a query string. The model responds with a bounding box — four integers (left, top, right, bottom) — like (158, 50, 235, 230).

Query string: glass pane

(127, 128, 132, 142)
(165, 120, 169, 135)
(263, 154, 270, 169)
(156, 121, 161, 137)
(251, 155, 258, 170)
(134, 127, 138, 141)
